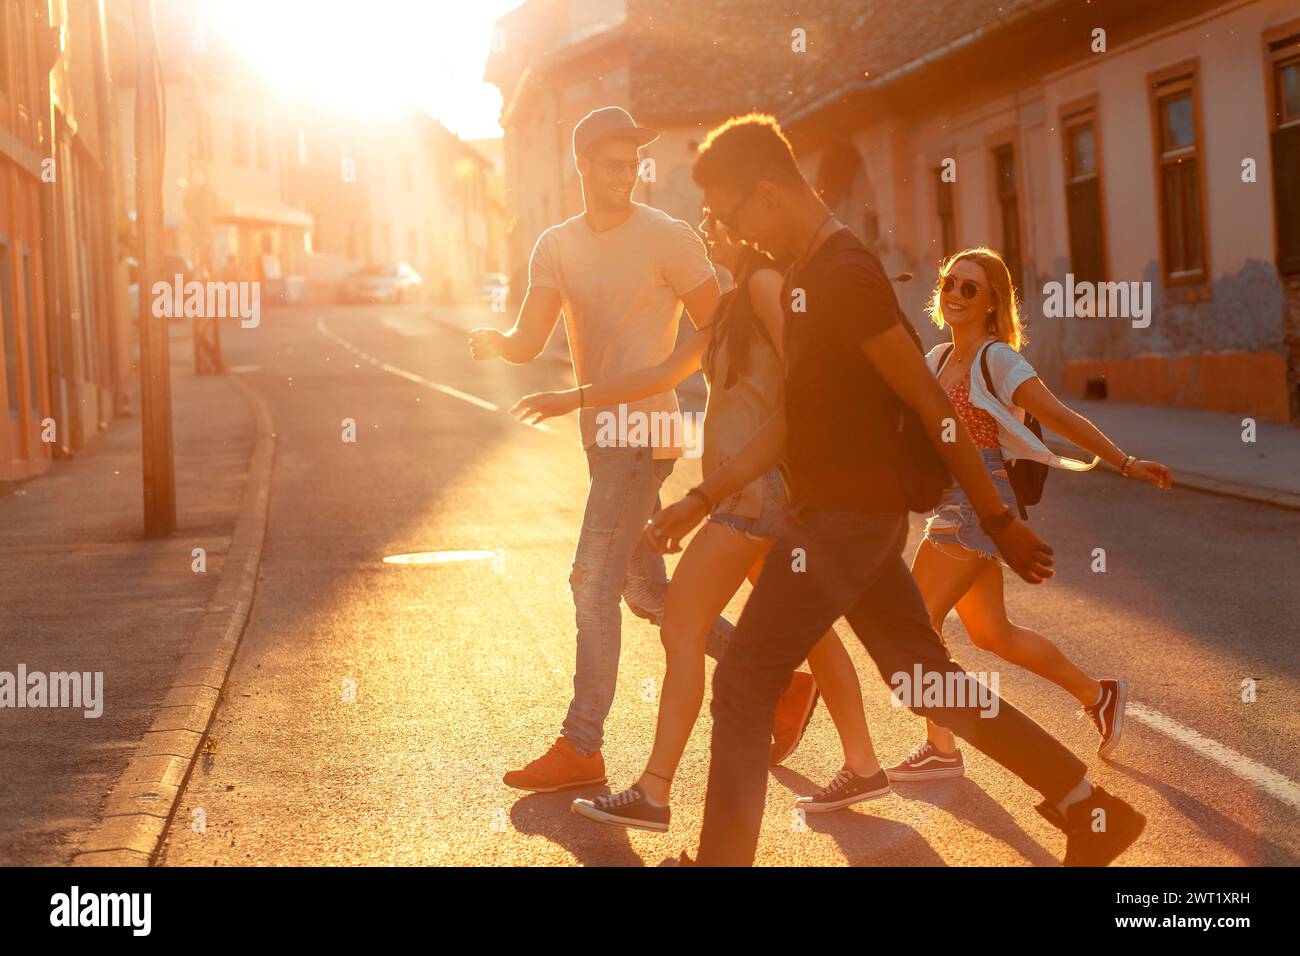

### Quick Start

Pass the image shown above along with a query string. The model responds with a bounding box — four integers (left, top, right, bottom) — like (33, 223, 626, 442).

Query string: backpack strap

(935, 343, 955, 375)
(977, 341, 1010, 407)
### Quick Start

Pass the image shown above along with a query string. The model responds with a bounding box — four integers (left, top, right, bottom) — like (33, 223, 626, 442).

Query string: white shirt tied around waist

(925, 340, 1099, 473)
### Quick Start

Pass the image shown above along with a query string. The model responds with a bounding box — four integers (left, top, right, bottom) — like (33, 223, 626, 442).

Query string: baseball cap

(572, 107, 659, 161)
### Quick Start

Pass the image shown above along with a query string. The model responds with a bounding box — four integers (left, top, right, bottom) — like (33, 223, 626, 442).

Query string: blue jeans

(924, 448, 1017, 561)
(697, 505, 1088, 866)
(563, 446, 734, 756)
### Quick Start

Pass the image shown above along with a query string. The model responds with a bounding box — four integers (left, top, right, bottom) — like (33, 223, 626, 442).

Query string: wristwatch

(979, 507, 1015, 536)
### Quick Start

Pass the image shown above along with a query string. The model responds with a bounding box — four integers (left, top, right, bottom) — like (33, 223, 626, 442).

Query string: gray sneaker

(796, 767, 892, 813)
(572, 785, 670, 832)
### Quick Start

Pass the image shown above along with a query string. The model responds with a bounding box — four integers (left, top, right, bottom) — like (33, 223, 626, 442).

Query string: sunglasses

(941, 275, 984, 300)
(703, 183, 757, 231)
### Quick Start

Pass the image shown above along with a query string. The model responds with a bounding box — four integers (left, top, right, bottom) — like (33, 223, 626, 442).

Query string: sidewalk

(1040, 399, 1300, 510)
(0, 321, 272, 865)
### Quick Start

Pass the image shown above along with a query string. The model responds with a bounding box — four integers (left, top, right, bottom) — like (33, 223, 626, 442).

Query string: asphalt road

(157, 303, 1300, 866)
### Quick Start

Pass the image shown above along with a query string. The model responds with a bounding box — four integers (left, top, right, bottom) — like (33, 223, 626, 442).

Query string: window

(1148, 61, 1208, 290)
(1, 237, 17, 419)
(993, 143, 1023, 291)
(232, 120, 250, 166)
(1267, 26, 1300, 274)
(933, 164, 956, 261)
(22, 247, 37, 414)
(1061, 98, 1106, 285)
(255, 126, 269, 171)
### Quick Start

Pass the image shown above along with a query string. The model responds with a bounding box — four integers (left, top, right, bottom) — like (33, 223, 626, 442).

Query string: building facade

(785, 0, 1300, 423)
(489, 0, 1300, 424)
(2, 0, 128, 482)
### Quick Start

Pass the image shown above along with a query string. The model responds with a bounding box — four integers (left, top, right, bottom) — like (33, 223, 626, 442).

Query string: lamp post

(133, 0, 176, 536)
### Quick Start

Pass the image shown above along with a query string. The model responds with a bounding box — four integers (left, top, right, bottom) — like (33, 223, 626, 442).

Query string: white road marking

(317, 316, 552, 425)
(1126, 702, 1300, 811)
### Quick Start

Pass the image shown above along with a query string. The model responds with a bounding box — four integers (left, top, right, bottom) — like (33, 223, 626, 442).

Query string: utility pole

(133, 0, 176, 536)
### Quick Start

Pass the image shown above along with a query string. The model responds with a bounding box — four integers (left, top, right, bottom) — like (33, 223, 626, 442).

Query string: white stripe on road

(1127, 702, 1300, 812)
(317, 316, 553, 429)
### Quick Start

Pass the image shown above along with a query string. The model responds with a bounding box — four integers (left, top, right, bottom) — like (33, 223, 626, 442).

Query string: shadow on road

(508, 789, 648, 867)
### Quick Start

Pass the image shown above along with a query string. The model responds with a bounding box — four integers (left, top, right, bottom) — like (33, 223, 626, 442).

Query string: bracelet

(685, 487, 713, 513)
(1120, 454, 1136, 477)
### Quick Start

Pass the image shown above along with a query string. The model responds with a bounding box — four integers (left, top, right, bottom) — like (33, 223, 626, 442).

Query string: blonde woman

(886, 247, 1173, 782)
(510, 214, 890, 831)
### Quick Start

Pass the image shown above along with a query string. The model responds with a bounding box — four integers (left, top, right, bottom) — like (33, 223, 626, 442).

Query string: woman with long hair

(509, 212, 891, 830)
(885, 247, 1173, 782)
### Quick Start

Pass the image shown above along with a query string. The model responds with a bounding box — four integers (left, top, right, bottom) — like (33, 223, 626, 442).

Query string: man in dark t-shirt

(646, 113, 1146, 868)
(780, 226, 911, 513)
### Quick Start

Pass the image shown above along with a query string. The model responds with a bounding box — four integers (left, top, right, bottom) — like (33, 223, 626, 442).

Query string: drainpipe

(90, 0, 129, 418)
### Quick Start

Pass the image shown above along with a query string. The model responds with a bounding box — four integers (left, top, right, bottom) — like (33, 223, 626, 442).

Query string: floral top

(945, 378, 1000, 449)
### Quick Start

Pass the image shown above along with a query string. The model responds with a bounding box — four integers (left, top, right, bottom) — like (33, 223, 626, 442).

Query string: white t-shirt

(529, 203, 717, 458)
(926, 341, 1098, 472)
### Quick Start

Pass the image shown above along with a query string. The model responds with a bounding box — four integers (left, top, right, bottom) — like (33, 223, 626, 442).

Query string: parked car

(342, 263, 423, 304)
(476, 272, 509, 304)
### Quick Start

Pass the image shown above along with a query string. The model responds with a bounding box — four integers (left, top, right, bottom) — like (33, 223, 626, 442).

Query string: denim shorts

(709, 468, 789, 541)
(923, 448, 1017, 561)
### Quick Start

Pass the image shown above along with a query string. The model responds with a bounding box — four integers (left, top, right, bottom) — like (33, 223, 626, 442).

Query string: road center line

(1126, 702, 1300, 811)
(318, 316, 555, 427)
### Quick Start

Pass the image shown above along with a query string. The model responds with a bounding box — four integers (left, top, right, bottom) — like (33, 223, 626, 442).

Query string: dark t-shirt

(781, 228, 909, 513)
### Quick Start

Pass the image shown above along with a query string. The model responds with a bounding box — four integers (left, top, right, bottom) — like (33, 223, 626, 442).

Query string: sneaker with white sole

(1083, 678, 1127, 758)
(884, 739, 965, 782)
(796, 766, 892, 813)
(572, 785, 670, 832)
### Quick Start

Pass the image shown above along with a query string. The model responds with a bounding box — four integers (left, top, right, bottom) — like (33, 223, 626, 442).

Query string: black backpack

(938, 341, 1048, 518)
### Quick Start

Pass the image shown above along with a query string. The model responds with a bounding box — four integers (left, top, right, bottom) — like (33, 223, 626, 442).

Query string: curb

(1042, 440, 1300, 513)
(70, 371, 276, 866)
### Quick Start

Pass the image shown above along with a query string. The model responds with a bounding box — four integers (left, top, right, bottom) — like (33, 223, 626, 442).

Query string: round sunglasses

(940, 275, 984, 300)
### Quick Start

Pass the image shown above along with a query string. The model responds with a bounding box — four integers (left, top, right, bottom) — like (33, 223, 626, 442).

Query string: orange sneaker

(503, 736, 606, 793)
(770, 671, 819, 765)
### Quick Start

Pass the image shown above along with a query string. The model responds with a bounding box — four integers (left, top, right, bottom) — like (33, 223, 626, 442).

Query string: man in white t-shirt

(471, 107, 816, 792)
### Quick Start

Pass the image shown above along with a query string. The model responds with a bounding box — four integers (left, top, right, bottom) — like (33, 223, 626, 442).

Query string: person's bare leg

(805, 629, 881, 775)
(741, 557, 882, 775)
(908, 539, 987, 754)
(955, 560, 1102, 706)
(636, 523, 765, 806)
